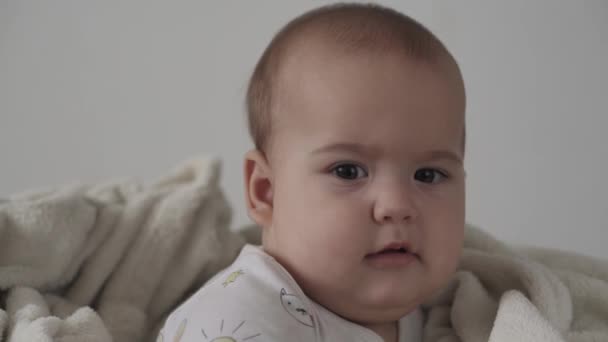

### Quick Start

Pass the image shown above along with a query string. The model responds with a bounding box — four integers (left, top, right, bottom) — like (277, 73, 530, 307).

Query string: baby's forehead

(270, 55, 465, 157)
(276, 46, 463, 114)
(275, 43, 443, 118)
(275, 30, 463, 103)
(254, 5, 465, 155)
(277, 29, 438, 81)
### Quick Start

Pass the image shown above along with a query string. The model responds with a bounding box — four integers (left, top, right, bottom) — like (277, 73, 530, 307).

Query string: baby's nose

(372, 189, 418, 223)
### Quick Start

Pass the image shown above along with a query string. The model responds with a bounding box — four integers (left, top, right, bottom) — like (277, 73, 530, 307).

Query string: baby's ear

(243, 149, 274, 228)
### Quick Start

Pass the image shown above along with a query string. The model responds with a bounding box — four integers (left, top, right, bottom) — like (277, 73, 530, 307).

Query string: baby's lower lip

(364, 251, 418, 268)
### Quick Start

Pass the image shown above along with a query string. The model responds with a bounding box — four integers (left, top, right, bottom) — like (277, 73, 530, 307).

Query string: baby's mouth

(369, 241, 417, 255)
(367, 247, 417, 257)
(376, 247, 409, 254)
(365, 241, 420, 267)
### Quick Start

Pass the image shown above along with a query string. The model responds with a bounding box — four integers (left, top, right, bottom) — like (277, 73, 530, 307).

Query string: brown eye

(332, 163, 367, 180)
(414, 168, 447, 184)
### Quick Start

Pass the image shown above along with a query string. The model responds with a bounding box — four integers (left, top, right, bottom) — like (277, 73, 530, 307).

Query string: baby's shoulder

(159, 245, 319, 342)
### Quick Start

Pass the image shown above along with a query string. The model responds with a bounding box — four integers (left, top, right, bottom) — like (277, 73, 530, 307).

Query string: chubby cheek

(426, 215, 464, 284)
(417, 187, 465, 277)
(273, 177, 370, 269)
(437, 230, 463, 274)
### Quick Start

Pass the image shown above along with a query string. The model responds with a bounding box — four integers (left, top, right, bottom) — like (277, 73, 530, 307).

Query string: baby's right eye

(331, 163, 368, 180)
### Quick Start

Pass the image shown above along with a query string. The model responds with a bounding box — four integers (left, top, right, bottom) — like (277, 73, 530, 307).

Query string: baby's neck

(363, 320, 399, 342)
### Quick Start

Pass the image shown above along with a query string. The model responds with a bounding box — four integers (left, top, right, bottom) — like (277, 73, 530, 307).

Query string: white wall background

(1, 1, 606, 258)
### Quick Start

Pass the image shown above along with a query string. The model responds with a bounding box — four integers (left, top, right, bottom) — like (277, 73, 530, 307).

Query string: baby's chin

(336, 301, 419, 325)
(302, 269, 431, 324)
(320, 289, 423, 324)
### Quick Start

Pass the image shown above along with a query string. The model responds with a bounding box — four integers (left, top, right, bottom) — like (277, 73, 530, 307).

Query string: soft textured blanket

(1, 158, 607, 341)
(421, 224, 608, 341)
(0, 158, 246, 342)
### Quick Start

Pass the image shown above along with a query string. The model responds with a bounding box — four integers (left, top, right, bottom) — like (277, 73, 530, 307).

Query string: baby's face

(262, 48, 465, 323)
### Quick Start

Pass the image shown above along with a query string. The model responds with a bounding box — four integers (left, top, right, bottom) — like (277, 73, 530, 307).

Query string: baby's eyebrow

(310, 142, 376, 156)
(311, 143, 463, 164)
(423, 150, 464, 164)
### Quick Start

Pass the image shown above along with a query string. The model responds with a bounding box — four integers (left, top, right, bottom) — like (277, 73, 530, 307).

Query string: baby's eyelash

(329, 162, 368, 180)
(414, 168, 450, 184)
(325, 163, 452, 184)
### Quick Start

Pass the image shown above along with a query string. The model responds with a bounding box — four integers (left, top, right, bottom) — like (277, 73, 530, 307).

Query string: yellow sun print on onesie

(222, 269, 244, 287)
(201, 319, 261, 341)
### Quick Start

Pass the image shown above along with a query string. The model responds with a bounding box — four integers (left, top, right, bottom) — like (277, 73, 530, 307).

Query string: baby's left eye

(414, 168, 447, 184)
(331, 163, 368, 180)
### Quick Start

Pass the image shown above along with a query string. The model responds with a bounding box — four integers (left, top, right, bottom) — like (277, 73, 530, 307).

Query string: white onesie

(159, 245, 423, 342)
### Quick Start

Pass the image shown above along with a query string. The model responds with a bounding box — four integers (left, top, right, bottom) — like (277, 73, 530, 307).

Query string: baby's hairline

(246, 3, 465, 157)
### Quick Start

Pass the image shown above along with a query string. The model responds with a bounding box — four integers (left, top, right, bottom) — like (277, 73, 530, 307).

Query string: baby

(161, 3, 466, 342)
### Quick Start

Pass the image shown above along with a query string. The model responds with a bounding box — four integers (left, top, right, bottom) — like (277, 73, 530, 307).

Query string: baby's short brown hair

(246, 3, 461, 153)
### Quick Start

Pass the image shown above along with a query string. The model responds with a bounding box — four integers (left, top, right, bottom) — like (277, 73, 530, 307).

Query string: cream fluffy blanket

(422, 226, 608, 341)
(1, 158, 607, 342)
(0, 158, 245, 342)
